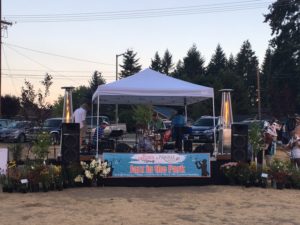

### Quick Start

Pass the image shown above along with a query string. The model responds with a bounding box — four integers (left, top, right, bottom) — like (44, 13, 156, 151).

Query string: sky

(2, 0, 275, 103)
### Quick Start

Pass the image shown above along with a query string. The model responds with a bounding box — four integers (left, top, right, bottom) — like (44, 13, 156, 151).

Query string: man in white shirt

(73, 103, 88, 147)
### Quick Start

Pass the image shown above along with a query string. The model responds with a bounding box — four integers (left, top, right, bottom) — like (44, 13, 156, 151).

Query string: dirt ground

(1, 185, 300, 225)
(1, 143, 298, 225)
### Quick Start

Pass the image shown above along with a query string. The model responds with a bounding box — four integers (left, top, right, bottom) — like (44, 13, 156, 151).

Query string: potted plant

(248, 122, 265, 168)
(268, 159, 288, 189)
(74, 159, 111, 187)
(8, 144, 23, 165)
(220, 162, 238, 185)
(31, 132, 51, 162)
(2, 176, 14, 193)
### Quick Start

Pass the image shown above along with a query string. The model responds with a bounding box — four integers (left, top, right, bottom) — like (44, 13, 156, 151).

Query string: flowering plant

(220, 162, 238, 184)
(268, 159, 288, 184)
(74, 159, 111, 184)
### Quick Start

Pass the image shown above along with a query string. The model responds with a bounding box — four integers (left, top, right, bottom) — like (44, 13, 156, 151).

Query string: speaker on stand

(231, 123, 248, 162)
(61, 123, 80, 165)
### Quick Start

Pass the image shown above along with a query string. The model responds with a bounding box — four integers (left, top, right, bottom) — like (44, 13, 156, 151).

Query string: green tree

(264, 0, 300, 115)
(183, 44, 205, 83)
(235, 40, 259, 114)
(161, 49, 174, 75)
(227, 54, 236, 72)
(1, 95, 20, 118)
(20, 73, 53, 121)
(206, 44, 227, 76)
(150, 52, 163, 72)
(89, 70, 106, 94)
(119, 49, 142, 79)
(260, 48, 274, 114)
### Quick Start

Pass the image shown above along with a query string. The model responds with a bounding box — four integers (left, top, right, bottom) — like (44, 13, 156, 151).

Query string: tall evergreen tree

(235, 40, 259, 114)
(260, 48, 274, 114)
(181, 44, 205, 83)
(119, 49, 142, 79)
(264, 0, 300, 115)
(89, 70, 106, 93)
(226, 54, 236, 72)
(206, 44, 227, 76)
(150, 52, 163, 73)
(161, 49, 174, 75)
(172, 60, 184, 79)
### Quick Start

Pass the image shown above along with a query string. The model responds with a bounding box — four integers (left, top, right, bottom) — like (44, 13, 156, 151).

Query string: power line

(3, 42, 114, 66)
(4, 45, 81, 85)
(2, 68, 115, 73)
(1, 45, 17, 93)
(1, 73, 116, 78)
(3, 0, 281, 23)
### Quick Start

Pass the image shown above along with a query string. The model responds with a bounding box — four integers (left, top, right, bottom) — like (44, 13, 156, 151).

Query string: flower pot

(276, 182, 285, 190)
(29, 183, 40, 192)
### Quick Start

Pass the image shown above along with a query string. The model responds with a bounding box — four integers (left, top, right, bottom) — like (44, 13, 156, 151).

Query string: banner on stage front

(0, 148, 8, 175)
(103, 153, 210, 177)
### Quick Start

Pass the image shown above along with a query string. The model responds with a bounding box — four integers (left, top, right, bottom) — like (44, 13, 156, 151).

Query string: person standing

(171, 109, 186, 151)
(73, 103, 88, 147)
(286, 132, 300, 169)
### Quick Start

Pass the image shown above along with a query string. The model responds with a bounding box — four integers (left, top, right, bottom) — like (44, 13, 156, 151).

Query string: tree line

(1, 0, 299, 123)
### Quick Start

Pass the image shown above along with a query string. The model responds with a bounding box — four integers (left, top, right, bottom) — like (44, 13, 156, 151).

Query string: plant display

(268, 159, 289, 186)
(220, 162, 238, 184)
(31, 132, 51, 161)
(8, 144, 23, 162)
(74, 159, 111, 186)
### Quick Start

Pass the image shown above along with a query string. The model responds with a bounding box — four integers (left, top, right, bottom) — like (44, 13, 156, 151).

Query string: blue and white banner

(103, 153, 210, 177)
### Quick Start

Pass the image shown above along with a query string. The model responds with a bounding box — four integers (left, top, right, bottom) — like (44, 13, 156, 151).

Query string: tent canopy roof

(92, 68, 214, 106)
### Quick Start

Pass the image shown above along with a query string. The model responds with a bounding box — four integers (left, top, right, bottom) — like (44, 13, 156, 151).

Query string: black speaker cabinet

(61, 123, 80, 165)
(231, 123, 248, 162)
(184, 140, 193, 152)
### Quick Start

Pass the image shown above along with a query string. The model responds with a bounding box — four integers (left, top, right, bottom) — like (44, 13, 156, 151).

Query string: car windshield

(193, 118, 218, 127)
(8, 122, 25, 128)
(44, 119, 61, 127)
(0, 120, 7, 127)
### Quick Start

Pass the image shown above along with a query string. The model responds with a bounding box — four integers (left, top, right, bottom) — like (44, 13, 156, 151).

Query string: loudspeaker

(61, 123, 80, 165)
(231, 123, 248, 162)
(184, 140, 193, 152)
(115, 143, 131, 152)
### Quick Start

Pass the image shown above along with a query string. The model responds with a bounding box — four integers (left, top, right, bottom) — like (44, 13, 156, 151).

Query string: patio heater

(219, 89, 233, 154)
(61, 86, 74, 123)
(60, 86, 80, 165)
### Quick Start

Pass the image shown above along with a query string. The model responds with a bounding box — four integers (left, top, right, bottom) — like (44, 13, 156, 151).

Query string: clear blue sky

(2, 0, 274, 103)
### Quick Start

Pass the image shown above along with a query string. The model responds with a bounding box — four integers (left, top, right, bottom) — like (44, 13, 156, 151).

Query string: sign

(0, 148, 8, 175)
(103, 153, 210, 177)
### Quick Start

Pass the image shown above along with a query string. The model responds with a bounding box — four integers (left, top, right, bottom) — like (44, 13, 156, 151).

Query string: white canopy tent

(92, 68, 216, 156)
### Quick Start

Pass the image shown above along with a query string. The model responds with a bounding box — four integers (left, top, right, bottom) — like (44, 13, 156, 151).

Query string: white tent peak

(92, 68, 214, 106)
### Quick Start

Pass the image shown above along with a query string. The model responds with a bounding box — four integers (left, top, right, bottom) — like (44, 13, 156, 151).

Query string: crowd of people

(258, 116, 300, 169)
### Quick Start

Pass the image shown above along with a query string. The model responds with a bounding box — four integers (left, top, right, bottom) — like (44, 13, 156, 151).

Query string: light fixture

(61, 86, 74, 123)
(219, 89, 233, 154)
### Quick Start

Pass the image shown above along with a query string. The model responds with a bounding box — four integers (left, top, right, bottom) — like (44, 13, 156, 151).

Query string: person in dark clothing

(171, 109, 186, 151)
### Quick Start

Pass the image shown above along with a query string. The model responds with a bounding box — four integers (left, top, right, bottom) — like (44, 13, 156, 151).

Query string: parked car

(188, 116, 221, 143)
(0, 121, 35, 143)
(0, 119, 13, 130)
(31, 118, 63, 144)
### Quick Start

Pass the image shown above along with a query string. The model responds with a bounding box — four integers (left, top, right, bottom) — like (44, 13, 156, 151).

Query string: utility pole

(257, 68, 261, 120)
(115, 53, 125, 124)
(0, 0, 12, 117)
